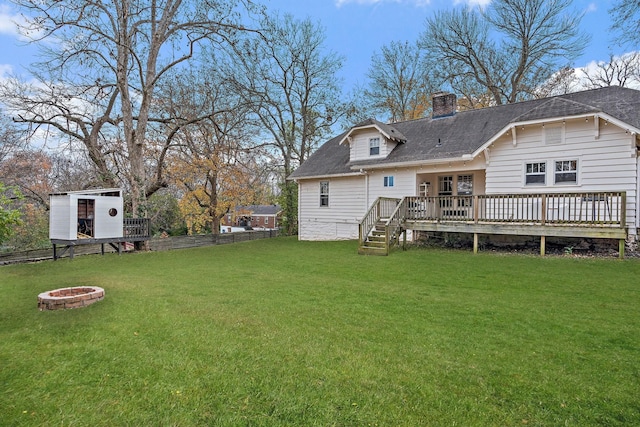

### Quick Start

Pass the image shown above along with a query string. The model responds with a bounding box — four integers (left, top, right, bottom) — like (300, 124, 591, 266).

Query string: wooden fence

(0, 229, 280, 265)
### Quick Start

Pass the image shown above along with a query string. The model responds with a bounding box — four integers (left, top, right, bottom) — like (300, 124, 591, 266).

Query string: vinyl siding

(367, 168, 417, 201)
(49, 196, 75, 240)
(297, 169, 418, 240)
(93, 196, 124, 239)
(486, 118, 637, 233)
(349, 129, 399, 162)
(298, 176, 367, 240)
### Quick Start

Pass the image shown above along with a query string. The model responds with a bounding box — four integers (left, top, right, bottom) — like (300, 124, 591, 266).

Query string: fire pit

(38, 286, 105, 311)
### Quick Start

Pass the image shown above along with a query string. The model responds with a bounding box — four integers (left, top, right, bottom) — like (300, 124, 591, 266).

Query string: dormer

(339, 119, 406, 162)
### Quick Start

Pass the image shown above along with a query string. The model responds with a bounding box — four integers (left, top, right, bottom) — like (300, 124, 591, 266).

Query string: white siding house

(298, 176, 366, 240)
(290, 87, 640, 253)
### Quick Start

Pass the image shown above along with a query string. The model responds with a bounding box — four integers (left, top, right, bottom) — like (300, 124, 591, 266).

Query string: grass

(1, 237, 639, 426)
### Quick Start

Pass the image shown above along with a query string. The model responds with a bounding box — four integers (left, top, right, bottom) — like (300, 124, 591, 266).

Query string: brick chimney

(432, 92, 457, 119)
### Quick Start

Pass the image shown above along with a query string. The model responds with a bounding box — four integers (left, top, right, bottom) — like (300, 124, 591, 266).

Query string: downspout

(362, 169, 369, 210)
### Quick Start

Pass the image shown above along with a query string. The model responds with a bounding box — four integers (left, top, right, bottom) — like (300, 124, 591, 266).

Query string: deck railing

(404, 192, 625, 227)
(124, 218, 151, 240)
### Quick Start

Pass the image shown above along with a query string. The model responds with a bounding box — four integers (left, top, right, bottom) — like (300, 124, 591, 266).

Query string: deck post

(403, 229, 407, 250)
(473, 233, 478, 254)
(473, 196, 479, 223)
(540, 235, 546, 256)
(619, 239, 625, 259)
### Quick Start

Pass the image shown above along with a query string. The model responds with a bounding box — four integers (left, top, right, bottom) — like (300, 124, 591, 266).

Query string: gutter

(289, 171, 365, 182)
(348, 155, 474, 171)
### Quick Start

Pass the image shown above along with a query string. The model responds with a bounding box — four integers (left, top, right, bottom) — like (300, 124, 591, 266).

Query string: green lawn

(1, 237, 639, 426)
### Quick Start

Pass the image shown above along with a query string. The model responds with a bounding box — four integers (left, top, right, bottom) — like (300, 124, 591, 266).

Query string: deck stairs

(358, 197, 405, 256)
(358, 219, 390, 255)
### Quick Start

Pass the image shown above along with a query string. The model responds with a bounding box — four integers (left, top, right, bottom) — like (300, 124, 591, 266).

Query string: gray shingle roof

(290, 86, 640, 179)
(350, 118, 407, 142)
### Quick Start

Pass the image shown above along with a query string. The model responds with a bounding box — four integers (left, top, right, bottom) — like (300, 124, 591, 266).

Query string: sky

(0, 0, 631, 95)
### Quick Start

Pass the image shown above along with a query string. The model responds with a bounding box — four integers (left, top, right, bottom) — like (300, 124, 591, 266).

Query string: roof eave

(289, 171, 364, 181)
(471, 112, 640, 159)
(350, 155, 473, 171)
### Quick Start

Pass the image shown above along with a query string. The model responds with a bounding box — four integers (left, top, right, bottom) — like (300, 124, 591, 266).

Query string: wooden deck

(51, 218, 151, 260)
(359, 192, 628, 257)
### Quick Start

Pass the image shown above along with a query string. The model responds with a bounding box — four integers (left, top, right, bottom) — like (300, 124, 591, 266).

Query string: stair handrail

(384, 197, 407, 251)
(359, 197, 400, 246)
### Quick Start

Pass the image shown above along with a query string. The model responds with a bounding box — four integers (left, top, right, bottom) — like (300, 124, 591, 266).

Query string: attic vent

(544, 124, 563, 145)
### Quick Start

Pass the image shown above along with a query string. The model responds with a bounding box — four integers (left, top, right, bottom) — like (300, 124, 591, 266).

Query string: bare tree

(420, 0, 588, 105)
(581, 52, 640, 89)
(0, 0, 260, 219)
(534, 66, 579, 98)
(364, 40, 434, 122)
(0, 114, 24, 164)
(225, 14, 347, 235)
(609, 0, 640, 48)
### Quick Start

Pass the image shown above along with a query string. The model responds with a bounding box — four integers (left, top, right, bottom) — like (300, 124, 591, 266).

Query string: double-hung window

(525, 162, 546, 185)
(319, 181, 329, 207)
(555, 160, 577, 184)
(383, 176, 394, 187)
(369, 137, 380, 156)
(457, 175, 473, 207)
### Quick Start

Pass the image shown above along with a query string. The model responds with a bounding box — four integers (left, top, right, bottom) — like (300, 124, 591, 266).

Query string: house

(289, 86, 640, 257)
(221, 205, 281, 231)
(49, 188, 150, 259)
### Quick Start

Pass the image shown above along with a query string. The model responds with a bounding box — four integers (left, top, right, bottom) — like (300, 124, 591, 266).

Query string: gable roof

(338, 118, 407, 145)
(290, 86, 640, 180)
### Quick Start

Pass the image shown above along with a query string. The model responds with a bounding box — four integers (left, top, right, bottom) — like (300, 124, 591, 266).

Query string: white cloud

(452, 0, 491, 8)
(335, 0, 432, 7)
(586, 2, 597, 13)
(0, 4, 20, 36)
(0, 63, 12, 78)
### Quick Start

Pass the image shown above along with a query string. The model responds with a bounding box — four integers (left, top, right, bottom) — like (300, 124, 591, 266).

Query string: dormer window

(369, 137, 380, 156)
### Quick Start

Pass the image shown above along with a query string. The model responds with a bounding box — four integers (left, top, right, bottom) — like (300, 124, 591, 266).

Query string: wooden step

(364, 239, 386, 248)
(358, 245, 388, 256)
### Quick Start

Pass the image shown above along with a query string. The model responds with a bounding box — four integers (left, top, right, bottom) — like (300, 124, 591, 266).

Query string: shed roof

(49, 188, 123, 197)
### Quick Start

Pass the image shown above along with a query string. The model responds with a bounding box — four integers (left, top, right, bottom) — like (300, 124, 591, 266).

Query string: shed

(49, 188, 124, 240)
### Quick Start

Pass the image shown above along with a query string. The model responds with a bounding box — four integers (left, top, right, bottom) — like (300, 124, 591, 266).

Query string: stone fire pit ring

(38, 286, 105, 311)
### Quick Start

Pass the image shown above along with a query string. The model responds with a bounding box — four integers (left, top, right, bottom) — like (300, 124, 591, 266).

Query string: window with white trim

(383, 176, 394, 187)
(525, 162, 546, 185)
(457, 174, 473, 207)
(369, 137, 380, 156)
(555, 160, 577, 184)
(438, 175, 453, 196)
(320, 181, 329, 207)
